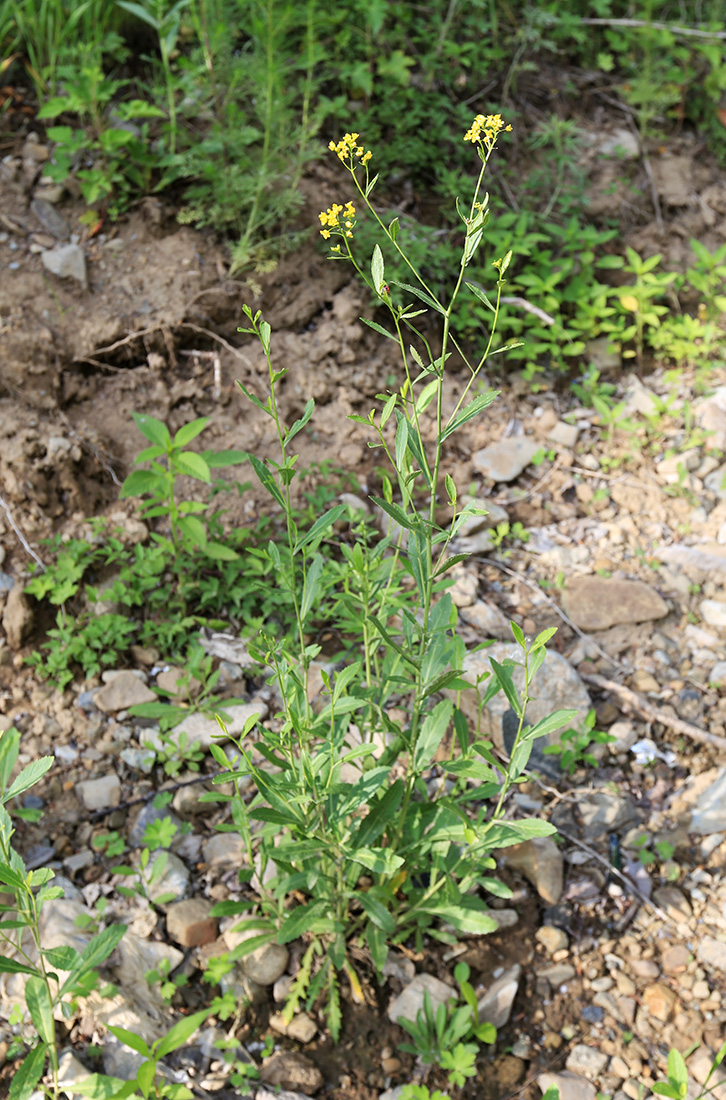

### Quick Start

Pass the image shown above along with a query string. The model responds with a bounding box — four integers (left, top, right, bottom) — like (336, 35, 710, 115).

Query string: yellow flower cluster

(328, 132, 373, 165)
(318, 200, 356, 240)
(463, 113, 512, 148)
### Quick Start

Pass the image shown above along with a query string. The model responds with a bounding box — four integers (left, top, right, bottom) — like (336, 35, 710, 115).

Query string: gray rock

(174, 701, 268, 747)
(30, 197, 69, 240)
(575, 791, 639, 840)
(586, 337, 620, 372)
(660, 542, 726, 575)
(696, 387, 726, 451)
(0, 573, 14, 592)
(565, 1045, 609, 1079)
(388, 973, 453, 1025)
(498, 837, 563, 903)
(202, 832, 247, 870)
(537, 963, 576, 986)
(606, 720, 639, 755)
(562, 575, 668, 631)
(382, 952, 416, 985)
(120, 746, 156, 774)
(2, 584, 35, 649)
(41, 242, 87, 289)
(690, 767, 726, 835)
(477, 964, 520, 1029)
(221, 920, 289, 985)
(256, 1091, 316, 1100)
(457, 497, 508, 535)
(57, 1049, 90, 1090)
(709, 661, 726, 686)
(538, 1072, 596, 1100)
(623, 377, 658, 418)
(454, 641, 591, 755)
(547, 421, 579, 448)
(696, 936, 726, 973)
(94, 671, 156, 713)
(459, 600, 512, 639)
(103, 1038, 146, 1080)
(472, 436, 540, 482)
(148, 850, 191, 906)
(77, 773, 121, 811)
(113, 934, 184, 1013)
(259, 1051, 323, 1096)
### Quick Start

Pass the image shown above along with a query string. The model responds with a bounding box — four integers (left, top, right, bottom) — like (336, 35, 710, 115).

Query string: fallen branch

(581, 671, 726, 753)
(581, 17, 726, 40)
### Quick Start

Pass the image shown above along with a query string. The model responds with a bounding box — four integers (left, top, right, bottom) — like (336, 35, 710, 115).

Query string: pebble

(537, 963, 576, 986)
(536, 926, 569, 955)
(562, 575, 668, 630)
(221, 920, 289, 986)
(690, 767, 726, 835)
(499, 837, 564, 904)
(642, 982, 677, 1021)
(77, 774, 121, 810)
(661, 945, 691, 974)
(41, 242, 88, 289)
(565, 1044, 609, 1079)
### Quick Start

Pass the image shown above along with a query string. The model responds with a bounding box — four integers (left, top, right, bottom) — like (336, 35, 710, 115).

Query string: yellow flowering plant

(215, 114, 574, 1044)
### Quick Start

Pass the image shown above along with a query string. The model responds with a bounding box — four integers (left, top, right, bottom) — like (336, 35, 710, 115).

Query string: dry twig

(580, 671, 726, 753)
(0, 494, 44, 568)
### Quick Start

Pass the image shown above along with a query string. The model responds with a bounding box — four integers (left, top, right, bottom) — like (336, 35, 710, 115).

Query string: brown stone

(562, 575, 668, 631)
(643, 982, 677, 1022)
(94, 672, 156, 713)
(661, 945, 691, 975)
(260, 1051, 324, 1096)
(166, 898, 218, 948)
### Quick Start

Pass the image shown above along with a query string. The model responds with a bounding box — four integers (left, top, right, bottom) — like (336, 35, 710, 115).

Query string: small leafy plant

(397, 963, 496, 1087)
(543, 708, 616, 775)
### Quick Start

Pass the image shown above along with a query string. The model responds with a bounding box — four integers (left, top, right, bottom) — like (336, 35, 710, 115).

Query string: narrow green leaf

(300, 554, 323, 623)
(357, 893, 395, 934)
(0, 956, 39, 976)
(465, 281, 496, 312)
(248, 454, 285, 508)
(278, 902, 327, 944)
(371, 244, 385, 292)
(389, 281, 444, 314)
(353, 847, 404, 875)
(25, 977, 54, 1044)
(285, 398, 315, 446)
(119, 470, 163, 499)
(354, 780, 403, 849)
(489, 658, 520, 715)
(413, 700, 453, 771)
(106, 1026, 150, 1059)
(524, 709, 578, 741)
(154, 1008, 209, 1058)
(370, 497, 414, 532)
(439, 390, 500, 442)
(296, 505, 347, 552)
(360, 316, 397, 342)
(9, 1043, 47, 1100)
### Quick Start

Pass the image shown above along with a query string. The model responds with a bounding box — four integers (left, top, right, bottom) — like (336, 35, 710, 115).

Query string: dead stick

(581, 17, 726, 40)
(0, 494, 44, 569)
(581, 671, 726, 753)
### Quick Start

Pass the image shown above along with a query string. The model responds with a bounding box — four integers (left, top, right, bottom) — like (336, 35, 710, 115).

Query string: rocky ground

(2, 120, 726, 1100)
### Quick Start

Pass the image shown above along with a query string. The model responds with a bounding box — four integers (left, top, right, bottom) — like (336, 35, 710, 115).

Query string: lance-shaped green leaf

(285, 397, 315, 446)
(413, 700, 453, 771)
(489, 658, 521, 715)
(439, 389, 500, 442)
(248, 454, 285, 508)
(390, 280, 444, 314)
(353, 847, 404, 875)
(2, 757, 53, 804)
(360, 316, 397, 341)
(523, 709, 578, 741)
(465, 281, 496, 312)
(10, 1043, 47, 1100)
(155, 1008, 210, 1059)
(371, 244, 385, 293)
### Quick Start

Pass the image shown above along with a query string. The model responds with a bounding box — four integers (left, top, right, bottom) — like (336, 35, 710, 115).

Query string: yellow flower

(464, 113, 511, 148)
(321, 229, 331, 239)
(318, 200, 356, 242)
(328, 133, 373, 165)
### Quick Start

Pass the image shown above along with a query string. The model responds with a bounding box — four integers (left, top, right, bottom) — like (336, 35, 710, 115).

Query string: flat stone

(454, 642, 591, 757)
(166, 898, 218, 947)
(596, 128, 640, 158)
(652, 154, 692, 206)
(472, 436, 540, 482)
(565, 1044, 609, 1079)
(286, 1014, 317, 1043)
(659, 542, 726, 576)
(709, 661, 726, 686)
(41, 242, 87, 289)
(652, 886, 692, 922)
(156, 666, 202, 700)
(536, 963, 576, 986)
(128, 802, 182, 849)
(538, 1071, 597, 1100)
(690, 767, 726, 835)
(30, 197, 69, 240)
(477, 964, 520, 1028)
(606, 720, 639, 754)
(586, 336, 621, 372)
(498, 837, 563, 903)
(77, 774, 121, 811)
(174, 701, 267, 747)
(259, 1051, 323, 1096)
(629, 958, 660, 980)
(563, 575, 668, 631)
(94, 672, 156, 713)
(697, 936, 726, 973)
(148, 851, 190, 907)
(388, 973, 453, 1025)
